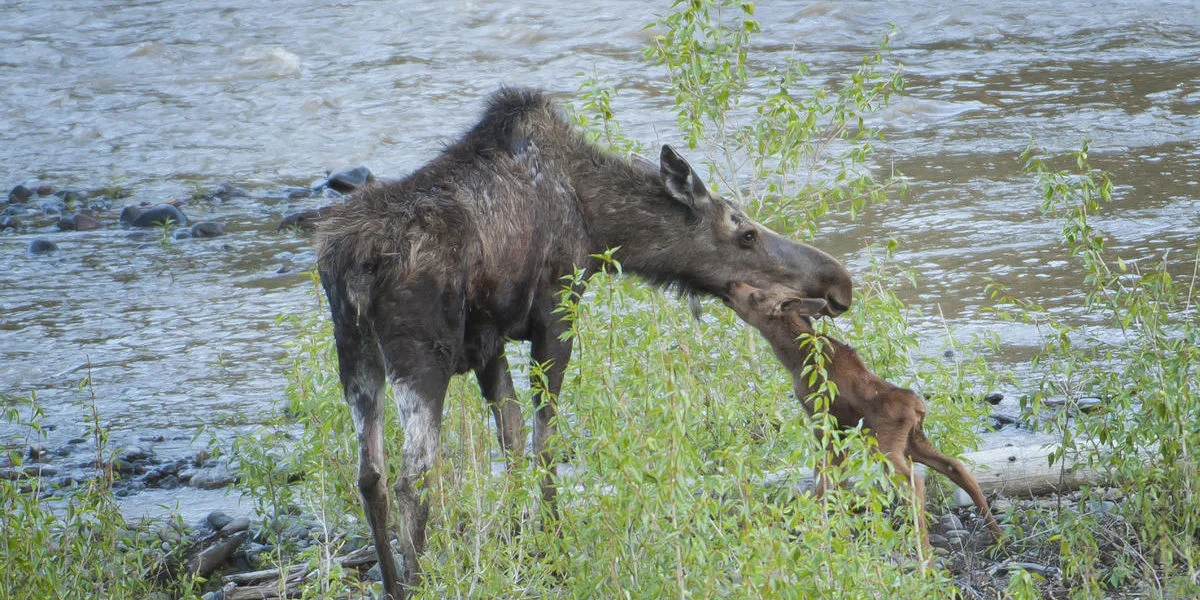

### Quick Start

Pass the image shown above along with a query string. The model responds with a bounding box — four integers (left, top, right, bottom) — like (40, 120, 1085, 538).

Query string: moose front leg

(530, 327, 573, 523)
(476, 353, 526, 466)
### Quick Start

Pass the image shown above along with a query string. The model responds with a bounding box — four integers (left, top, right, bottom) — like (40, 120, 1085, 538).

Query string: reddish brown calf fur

(724, 282, 1003, 546)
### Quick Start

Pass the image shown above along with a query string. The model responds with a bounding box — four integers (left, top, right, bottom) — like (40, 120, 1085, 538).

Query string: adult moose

(316, 87, 853, 598)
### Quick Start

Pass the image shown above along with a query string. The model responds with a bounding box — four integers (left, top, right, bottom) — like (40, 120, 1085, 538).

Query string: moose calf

(724, 282, 1003, 547)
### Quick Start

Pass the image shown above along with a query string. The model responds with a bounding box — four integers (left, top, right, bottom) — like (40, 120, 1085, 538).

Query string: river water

(1, 1, 1197, 520)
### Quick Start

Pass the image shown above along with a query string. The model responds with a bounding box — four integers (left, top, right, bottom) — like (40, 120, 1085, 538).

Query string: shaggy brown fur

(724, 282, 1003, 548)
(316, 88, 855, 598)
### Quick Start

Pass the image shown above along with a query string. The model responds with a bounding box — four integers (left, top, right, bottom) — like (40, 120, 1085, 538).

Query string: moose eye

(738, 228, 758, 248)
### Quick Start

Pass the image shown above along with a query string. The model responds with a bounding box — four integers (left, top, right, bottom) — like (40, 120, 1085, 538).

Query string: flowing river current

(1, 1, 1197, 521)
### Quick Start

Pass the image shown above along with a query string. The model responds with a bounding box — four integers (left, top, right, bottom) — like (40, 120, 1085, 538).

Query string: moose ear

(660, 144, 711, 210)
(772, 297, 828, 318)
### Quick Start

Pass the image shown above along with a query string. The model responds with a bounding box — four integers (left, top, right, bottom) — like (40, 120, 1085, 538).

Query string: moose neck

(567, 149, 709, 292)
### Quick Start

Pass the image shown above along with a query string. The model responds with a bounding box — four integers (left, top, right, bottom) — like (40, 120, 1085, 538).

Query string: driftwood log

(760, 442, 1116, 503)
(954, 443, 1110, 501)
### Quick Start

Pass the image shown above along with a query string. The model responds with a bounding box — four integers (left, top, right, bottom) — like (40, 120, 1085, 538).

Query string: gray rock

(189, 463, 236, 490)
(119, 205, 143, 226)
(58, 213, 103, 231)
(8, 184, 34, 203)
(118, 445, 151, 463)
(27, 239, 57, 255)
(934, 513, 963, 534)
(984, 392, 1004, 405)
(943, 529, 970, 544)
(991, 413, 1017, 427)
(190, 221, 225, 238)
(53, 189, 88, 203)
(131, 204, 187, 227)
(206, 511, 234, 530)
(38, 198, 66, 215)
(284, 524, 310, 541)
(321, 165, 374, 193)
(284, 187, 312, 199)
(366, 552, 405, 582)
(277, 207, 327, 232)
(0, 216, 20, 230)
(221, 517, 250, 534)
(211, 181, 249, 200)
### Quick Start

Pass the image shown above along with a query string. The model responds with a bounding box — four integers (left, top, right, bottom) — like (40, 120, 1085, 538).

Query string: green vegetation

(1, 378, 203, 600)
(985, 142, 1200, 597)
(2, 1, 1195, 599)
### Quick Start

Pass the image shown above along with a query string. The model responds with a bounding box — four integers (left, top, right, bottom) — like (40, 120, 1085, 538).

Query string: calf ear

(773, 298, 828, 318)
(660, 145, 711, 210)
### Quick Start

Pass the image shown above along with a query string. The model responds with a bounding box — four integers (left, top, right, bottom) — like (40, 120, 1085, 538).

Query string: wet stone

(211, 181, 249, 200)
(58, 213, 103, 231)
(207, 510, 234, 531)
(284, 186, 312, 199)
(118, 445, 151, 463)
(991, 413, 1017, 428)
(222, 517, 250, 534)
(8, 184, 34, 203)
(321, 165, 374, 193)
(39, 198, 66, 215)
(984, 392, 1004, 405)
(189, 463, 236, 489)
(190, 221, 225, 238)
(119, 205, 143, 226)
(935, 513, 963, 534)
(53, 189, 88, 203)
(131, 204, 187, 227)
(0, 216, 20, 230)
(27, 239, 57, 255)
(277, 207, 326, 232)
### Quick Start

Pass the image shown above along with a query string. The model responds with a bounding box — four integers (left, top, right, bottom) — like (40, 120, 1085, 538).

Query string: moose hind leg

(322, 274, 404, 599)
(392, 377, 448, 590)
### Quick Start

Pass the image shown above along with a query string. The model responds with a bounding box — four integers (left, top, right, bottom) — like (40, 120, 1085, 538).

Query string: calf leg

(812, 438, 846, 499)
(874, 423, 931, 549)
(907, 427, 1003, 539)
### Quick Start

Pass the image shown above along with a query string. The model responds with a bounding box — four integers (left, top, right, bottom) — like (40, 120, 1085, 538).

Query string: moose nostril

(826, 296, 850, 316)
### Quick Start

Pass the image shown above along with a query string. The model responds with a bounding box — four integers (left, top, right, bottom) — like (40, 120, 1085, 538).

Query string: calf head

(723, 281, 828, 337)
(652, 146, 853, 316)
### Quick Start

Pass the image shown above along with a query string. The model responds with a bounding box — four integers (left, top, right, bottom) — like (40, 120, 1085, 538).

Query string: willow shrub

(988, 143, 1200, 598)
